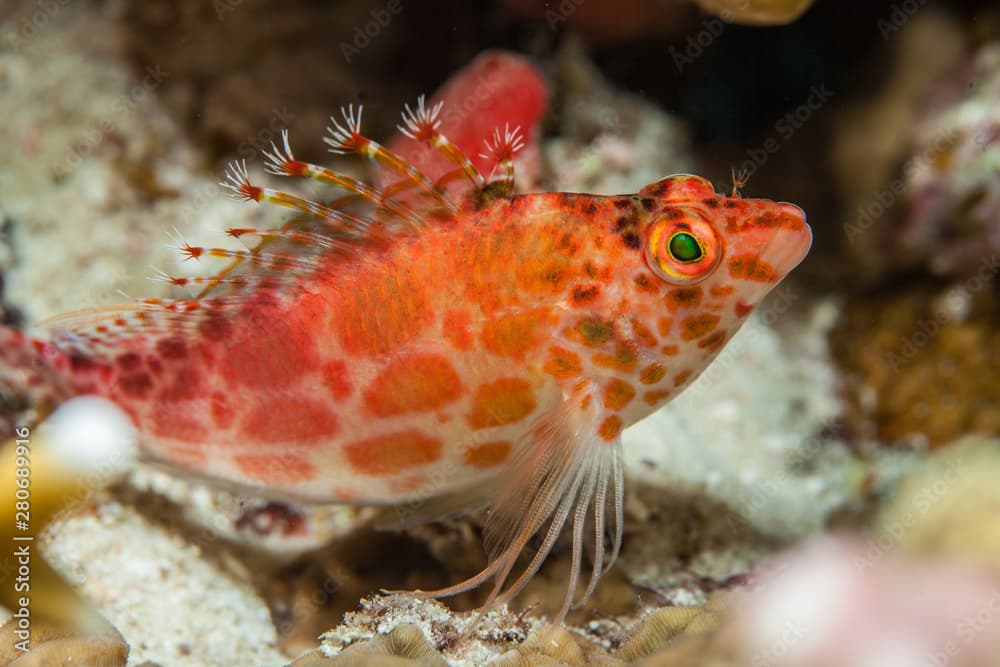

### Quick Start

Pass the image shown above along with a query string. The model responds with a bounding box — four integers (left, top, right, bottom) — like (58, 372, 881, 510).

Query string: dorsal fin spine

(324, 104, 457, 213)
(399, 95, 486, 191)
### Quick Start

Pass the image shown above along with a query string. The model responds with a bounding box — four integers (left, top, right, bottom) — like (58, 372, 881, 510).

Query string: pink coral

(376, 50, 547, 196)
(738, 537, 1000, 667)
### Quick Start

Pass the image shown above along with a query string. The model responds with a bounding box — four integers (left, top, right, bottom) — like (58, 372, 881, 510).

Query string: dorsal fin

(162, 100, 524, 301)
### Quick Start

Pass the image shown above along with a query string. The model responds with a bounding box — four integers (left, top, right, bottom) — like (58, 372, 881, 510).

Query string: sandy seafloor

(1, 1, 1000, 665)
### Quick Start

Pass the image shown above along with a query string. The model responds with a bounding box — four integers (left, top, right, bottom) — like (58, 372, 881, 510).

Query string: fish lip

(759, 203, 813, 275)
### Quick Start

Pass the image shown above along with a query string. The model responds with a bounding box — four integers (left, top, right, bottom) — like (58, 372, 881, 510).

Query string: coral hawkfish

(0, 97, 811, 621)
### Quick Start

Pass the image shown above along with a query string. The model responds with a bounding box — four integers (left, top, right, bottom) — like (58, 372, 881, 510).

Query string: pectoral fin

(411, 389, 624, 624)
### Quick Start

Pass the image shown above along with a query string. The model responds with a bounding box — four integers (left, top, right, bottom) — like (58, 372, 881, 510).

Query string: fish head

(634, 174, 812, 355)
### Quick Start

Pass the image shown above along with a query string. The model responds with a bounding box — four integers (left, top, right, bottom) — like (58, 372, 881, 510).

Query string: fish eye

(668, 232, 703, 263)
(645, 208, 722, 285)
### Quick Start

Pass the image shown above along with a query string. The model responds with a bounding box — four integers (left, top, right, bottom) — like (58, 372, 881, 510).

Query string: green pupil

(668, 232, 703, 263)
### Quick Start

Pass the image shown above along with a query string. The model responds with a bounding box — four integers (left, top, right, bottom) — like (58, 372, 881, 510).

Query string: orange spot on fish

(363, 354, 463, 417)
(640, 363, 667, 385)
(592, 341, 639, 373)
(570, 317, 615, 347)
(709, 283, 735, 297)
(343, 430, 443, 476)
(633, 273, 661, 295)
(240, 398, 340, 444)
(468, 377, 537, 429)
(598, 414, 623, 441)
(674, 369, 693, 387)
(443, 309, 473, 351)
(643, 389, 673, 405)
(629, 317, 658, 348)
(603, 379, 636, 410)
(570, 284, 601, 306)
(664, 287, 703, 312)
(481, 308, 549, 360)
(234, 454, 315, 484)
(543, 346, 583, 378)
(698, 330, 728, 351)
(728, 254, 778, 282)
(660, 343, 679, 356)
(464, 441, 512, 468)
(680, 314, 720, 340)
(321, 359, 353, 401)
(657, 317, 673, 337)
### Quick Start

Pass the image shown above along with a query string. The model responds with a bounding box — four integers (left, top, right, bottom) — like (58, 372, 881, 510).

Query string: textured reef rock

(895, 42, 1000, 277)
(831, 283, 1000, 449)
(833, 9, 966, 280)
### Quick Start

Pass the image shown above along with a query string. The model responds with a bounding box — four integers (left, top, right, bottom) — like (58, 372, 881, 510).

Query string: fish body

(0, 100, 811, 618)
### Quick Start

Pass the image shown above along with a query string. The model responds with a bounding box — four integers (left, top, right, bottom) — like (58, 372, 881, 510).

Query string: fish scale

(0, 98, 812, 623)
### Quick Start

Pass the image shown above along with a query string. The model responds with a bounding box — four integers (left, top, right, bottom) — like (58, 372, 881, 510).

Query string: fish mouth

(758, 203, 813, 277)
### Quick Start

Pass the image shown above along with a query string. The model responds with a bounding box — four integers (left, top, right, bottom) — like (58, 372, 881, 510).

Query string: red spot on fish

(321, 359, 353, 401)
(735, 299, 754, 317)
(240, 398, 340, 444)
(115, 352, 142, 372)
(149, 404, 208, 443)
(211, 392, 235, 429)
(219, 310, 318, 389)
(159, 366, 204, 401)
(156, 338, 188, 359)
(118, 372, 153, 399)
(343, 430, 443, 476)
